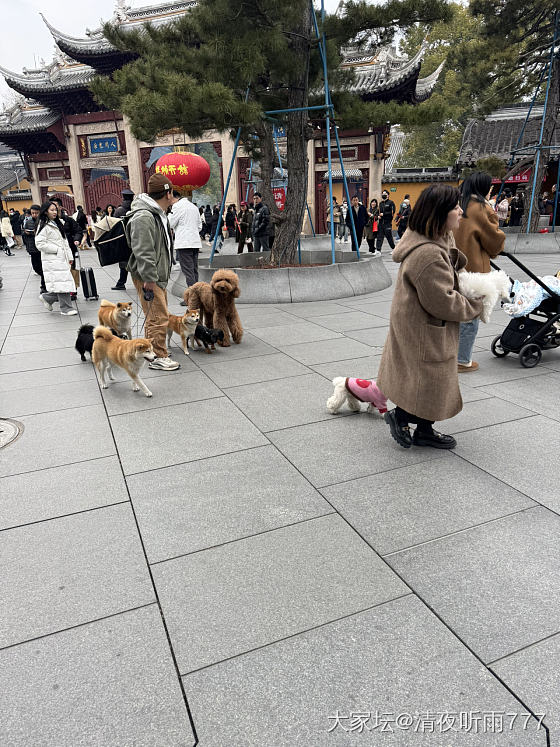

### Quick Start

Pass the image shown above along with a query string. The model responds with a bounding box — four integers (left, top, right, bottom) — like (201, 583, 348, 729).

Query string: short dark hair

(404, 194, 410, 200)
(408, 184, 460, 239)
(51, 197, 63, 206)
(30, 204, 40, 211)
(253, 192, 262, 198)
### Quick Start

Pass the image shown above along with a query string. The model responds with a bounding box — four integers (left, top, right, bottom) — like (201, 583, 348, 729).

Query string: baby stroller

(490, 251, 560, 368)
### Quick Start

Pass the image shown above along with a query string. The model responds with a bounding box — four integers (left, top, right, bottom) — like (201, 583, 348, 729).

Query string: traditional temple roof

(41, 1, 197, 71)
(458, 104, 560, 166)
(0, 101, 65, 153)
(340, 43, 443, 104)
(0, 55, 100, 115)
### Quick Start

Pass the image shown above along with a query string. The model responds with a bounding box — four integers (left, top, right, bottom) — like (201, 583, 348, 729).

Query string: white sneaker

(61, 309, 78, 316)
(148, 356, 180, 370)
(373, 250, 381, 257)
(39, 294, 53, 311)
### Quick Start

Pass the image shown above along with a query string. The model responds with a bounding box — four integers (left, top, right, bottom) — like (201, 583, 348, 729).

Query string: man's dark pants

(350, 227, 364, 252)
(177, 248, 199, 286)
(30, 252, 46, 292)
(376, 224, 395, 252)
(253, 234, 269, 253)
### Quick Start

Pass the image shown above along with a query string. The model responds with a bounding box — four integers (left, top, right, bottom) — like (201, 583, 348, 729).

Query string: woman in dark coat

(364, 198, 379, 253)
(378, 185, 483, 451)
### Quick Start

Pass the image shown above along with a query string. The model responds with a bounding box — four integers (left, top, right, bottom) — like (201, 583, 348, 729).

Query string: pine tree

(396, 3, 532, 168)
(470, 1, 559, 230)
(92, 0, 451, 263)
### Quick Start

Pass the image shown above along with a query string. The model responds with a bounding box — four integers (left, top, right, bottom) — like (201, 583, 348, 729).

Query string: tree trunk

(522, 56, 559, 232)
(270, 3, 313, 265)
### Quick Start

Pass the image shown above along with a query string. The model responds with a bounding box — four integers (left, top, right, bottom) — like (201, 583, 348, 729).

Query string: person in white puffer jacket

(35, 201, 77, 316)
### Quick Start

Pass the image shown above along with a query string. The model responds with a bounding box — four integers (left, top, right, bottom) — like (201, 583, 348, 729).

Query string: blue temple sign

(89, 136, 119, 155)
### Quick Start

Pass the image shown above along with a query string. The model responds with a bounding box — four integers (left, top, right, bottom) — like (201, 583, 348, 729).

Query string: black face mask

(382, 194, 388, 200)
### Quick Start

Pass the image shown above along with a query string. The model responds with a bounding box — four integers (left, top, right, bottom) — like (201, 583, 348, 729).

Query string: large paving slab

(110, 397, 268, 474)
(184, 595, 546, 746)
(1, 329, 78, 355)
(321, 456, 535, 555)
(201, 351, 310, 388)
(0, 345, 83, 373)
(0, 404, 115, 478)
(480, 371, 560, 422)
(456, 415, 560, 510)
(4, 378, 102, 418)
(153, 514, 409, 673)
(492, 634, 560, 744)
(100, 368, 222, 416)
(226, 372, 342, 431)
(248, 321, 342, 346)
(0, 503, 154, 648)
(444, 396, 535, 433)
(311, 353, 381, 380)
(268, 414, 445, 487)
(0, 605, 195, 747)
(0, 362, 96, 392)
(311, 310, 389, 332)
(0, 455, 129, 530)
(128, 445, 331, 563)
(278, 336, 375, 365)
(388, 507, 560, 663)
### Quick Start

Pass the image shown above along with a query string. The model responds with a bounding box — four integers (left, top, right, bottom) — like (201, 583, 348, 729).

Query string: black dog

(194, 323, 225, 353)
(75, 324, 127, 361)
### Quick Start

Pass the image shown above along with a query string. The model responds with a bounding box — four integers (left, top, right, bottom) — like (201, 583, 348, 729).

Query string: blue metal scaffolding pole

(526, 12, 559, 234)
(312, 0, 360, 258)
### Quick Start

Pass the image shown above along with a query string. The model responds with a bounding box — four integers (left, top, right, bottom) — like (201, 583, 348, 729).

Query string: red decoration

(273, 186, 286, 210)
(155, 151, 211, 193)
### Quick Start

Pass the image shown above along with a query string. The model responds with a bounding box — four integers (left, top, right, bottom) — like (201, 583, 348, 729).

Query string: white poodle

(327, 377, 388, 415)
(458, 270, 512, 323)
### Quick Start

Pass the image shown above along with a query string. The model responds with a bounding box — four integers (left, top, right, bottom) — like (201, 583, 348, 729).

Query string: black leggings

(395, 406, 434, 433)
(366, 236, 377, 252)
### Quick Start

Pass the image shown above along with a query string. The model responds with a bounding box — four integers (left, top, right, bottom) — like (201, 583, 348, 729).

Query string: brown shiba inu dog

(167, 309, 200, 355)
(98, 300, 133, 339)
(92, 326, 156, 397)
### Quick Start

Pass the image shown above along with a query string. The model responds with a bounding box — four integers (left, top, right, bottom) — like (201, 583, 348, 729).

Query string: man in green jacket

(126, 172, 179, 370)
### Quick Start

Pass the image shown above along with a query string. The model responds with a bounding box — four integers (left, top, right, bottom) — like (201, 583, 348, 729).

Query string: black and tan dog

(194, 323, 225, 354)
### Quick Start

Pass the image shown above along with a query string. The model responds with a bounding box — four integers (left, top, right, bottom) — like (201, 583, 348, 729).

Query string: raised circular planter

(170, 252, 391, 304)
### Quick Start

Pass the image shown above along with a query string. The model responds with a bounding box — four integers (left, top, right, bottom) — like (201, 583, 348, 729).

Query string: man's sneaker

(39, 294, 53, 311)
(61, 309, 78, 316)
(111, 284, 126, 291)
(413, 429, 457, 450)
(148, 357, 180, 370)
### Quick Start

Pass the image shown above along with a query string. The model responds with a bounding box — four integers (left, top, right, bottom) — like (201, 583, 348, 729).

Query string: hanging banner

(272, 187, 286, 210)
(492, 168, 532, 185)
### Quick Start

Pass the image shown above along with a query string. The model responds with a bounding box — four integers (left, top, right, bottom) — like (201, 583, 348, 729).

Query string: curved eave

(41, 13, 116, 53)
(415, 60, 445, 103)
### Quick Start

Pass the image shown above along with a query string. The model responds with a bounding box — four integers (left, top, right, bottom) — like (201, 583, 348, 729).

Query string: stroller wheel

(519, 343, 542, 368)
(491, 336, 509, 357)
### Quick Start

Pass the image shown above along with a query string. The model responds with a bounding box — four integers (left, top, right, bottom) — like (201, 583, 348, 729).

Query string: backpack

(94, 215, 132, 266)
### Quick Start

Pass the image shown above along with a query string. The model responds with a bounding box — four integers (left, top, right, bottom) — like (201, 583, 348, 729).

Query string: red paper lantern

(154, 151, 211, 194)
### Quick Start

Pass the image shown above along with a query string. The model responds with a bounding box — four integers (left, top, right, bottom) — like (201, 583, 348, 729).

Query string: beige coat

(377, 229, 483, 422)
(453, 198, 505, 273)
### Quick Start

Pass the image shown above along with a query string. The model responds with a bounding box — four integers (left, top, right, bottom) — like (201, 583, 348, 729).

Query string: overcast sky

(0, 0, 341, 105)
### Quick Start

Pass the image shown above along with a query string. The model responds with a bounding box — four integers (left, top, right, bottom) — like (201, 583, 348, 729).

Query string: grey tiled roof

(0, 61, 95, 93)
(458, 106, 560, 165)
(42, 1, 198, 55)
(383, 167, 457, 183)
(0, 105, 59, 134)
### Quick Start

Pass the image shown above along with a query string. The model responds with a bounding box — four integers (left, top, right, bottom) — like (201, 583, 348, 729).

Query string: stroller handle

(491, 251, 557, 298)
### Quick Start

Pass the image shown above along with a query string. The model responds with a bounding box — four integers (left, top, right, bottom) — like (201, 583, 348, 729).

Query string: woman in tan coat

(453, 172, 505, 372)
(378, 185, 483, 450)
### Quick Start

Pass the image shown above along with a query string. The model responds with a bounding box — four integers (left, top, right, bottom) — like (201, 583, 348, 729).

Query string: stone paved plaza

(1, 245, 560, 745)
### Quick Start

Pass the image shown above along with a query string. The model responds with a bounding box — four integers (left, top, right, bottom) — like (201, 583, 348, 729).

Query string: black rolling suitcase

(75, 250, 98, 301)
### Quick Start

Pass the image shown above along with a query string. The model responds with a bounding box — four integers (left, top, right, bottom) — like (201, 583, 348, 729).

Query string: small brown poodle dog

(184, 269, 243, 347)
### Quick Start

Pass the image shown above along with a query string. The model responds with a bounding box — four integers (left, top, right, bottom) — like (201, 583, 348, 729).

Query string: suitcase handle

(74, 249, 81, 271)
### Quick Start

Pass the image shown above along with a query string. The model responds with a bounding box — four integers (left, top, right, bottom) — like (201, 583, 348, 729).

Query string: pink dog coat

(345, 377, 388, 413)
